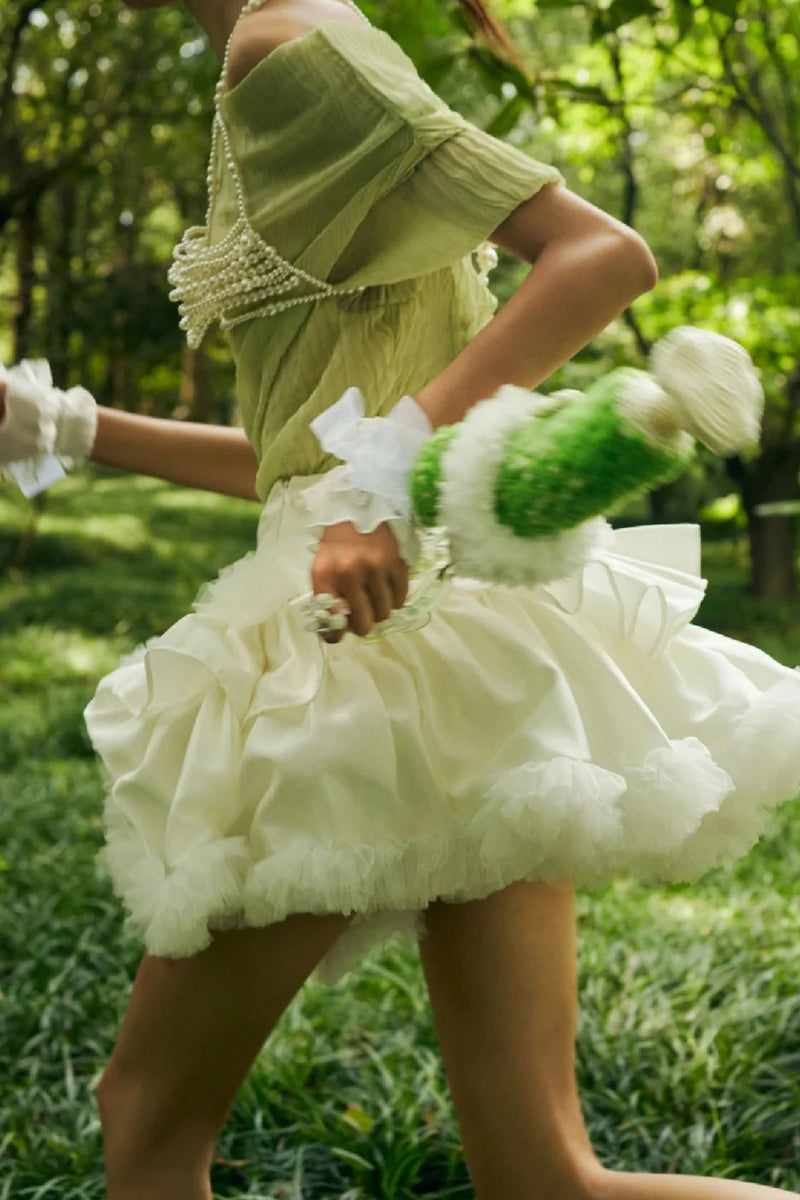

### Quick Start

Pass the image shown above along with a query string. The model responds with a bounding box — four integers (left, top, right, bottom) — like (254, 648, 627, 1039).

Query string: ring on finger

(302, 592, 352, 635)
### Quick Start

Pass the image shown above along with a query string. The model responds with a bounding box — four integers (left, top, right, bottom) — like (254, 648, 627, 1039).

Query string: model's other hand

(310, 521, 410, 643)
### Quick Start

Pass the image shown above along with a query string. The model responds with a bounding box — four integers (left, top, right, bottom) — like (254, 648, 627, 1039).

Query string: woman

(2, 1, 799, 1197)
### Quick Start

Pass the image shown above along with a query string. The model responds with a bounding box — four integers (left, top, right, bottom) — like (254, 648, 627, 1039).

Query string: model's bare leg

(419, 878, 799, 1200)
(97, 911, 354, 1200)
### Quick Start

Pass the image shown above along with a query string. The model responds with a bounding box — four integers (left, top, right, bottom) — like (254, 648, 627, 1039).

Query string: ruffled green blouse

(209, 18, 563, 500)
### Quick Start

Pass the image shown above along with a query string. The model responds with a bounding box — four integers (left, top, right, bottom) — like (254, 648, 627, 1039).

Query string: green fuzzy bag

(409, 327, 763, 586)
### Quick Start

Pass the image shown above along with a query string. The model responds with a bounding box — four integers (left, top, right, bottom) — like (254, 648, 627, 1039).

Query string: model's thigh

(418, 879, 600, 1200)
(98, 911, 353, 1151)
(419, 878, 579, 1065)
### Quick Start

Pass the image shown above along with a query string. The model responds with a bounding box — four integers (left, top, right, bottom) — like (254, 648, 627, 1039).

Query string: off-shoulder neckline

(220, 19, 392, 106)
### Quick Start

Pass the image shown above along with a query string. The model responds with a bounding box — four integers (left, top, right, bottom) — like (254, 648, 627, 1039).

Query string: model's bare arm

(90, 407, 260, 501)
(413, 183, 658, 429)
(0, 383, 260, 500)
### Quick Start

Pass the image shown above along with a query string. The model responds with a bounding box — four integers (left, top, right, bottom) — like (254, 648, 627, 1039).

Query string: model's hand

(310, 521, 410, 643)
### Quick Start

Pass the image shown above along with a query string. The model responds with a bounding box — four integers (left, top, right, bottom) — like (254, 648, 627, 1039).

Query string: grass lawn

(1, 470, 799, 1199)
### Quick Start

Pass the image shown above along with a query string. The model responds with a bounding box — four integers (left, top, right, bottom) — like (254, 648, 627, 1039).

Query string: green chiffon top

(208, 18, 563, 501)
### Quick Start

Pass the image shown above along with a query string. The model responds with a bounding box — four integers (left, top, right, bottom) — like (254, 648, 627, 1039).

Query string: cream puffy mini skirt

(84, 473, 800, 985)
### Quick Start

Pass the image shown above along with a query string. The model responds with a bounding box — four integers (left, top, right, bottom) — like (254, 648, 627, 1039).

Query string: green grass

(1, 471, 799, 1197)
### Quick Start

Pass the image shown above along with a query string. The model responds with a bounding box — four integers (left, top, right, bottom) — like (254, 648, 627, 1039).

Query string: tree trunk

(10, 196, 47, 570)
(177, 341, 197, 417)
(111, 314, 133, 410)
(740, 442, 800, 600)
(13, 196, 40, 360)
(73, 216, 91, 389)
(44, 181, 77, 389)
(177, 342, 218, 422)
(647, 478, 690, 523)
(648, 484, 669, 523)
(747, 513, 797, 599)
(192, 344, 216, 423)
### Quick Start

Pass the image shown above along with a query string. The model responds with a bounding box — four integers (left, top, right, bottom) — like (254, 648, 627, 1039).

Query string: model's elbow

(616, 227, 659, 297)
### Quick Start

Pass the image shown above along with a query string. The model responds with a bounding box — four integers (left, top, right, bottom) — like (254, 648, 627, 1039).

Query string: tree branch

(757, 4, 798, 158)
(717, 21, 800, 233)
(605, 35, 651, 359)
(0, 0, 50, 130)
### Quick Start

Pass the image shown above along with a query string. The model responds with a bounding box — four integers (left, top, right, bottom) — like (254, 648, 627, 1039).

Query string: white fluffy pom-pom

(650, 326, 763, 454)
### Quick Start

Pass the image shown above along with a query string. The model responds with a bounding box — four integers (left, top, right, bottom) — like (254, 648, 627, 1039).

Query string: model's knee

(573, 1155, 611, 1200)
(547, 1146, 609, 1200)
(96, 1065, 126, 1136)
(465, 1132, 607, 1200)
(97, 1064, 217, 1179)
(520, 1152, 609, 1200)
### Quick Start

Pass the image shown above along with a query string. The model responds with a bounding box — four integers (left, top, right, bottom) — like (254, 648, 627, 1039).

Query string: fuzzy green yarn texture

(496, 370, 692, 536)
(409, 425, 460, 526)
(410, 369, 694, 536)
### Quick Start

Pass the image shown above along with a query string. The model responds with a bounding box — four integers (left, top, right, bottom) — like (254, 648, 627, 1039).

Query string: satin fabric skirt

(84, 474, 800, 985)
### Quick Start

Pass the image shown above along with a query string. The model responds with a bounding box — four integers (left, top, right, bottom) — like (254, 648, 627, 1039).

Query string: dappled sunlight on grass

(0, 476, 257, 650)
(650, 892, 735, 924)
(34, 510, 150, 552)
(643, 876, 800, 929)
(0, 625, 128, 687)
(148, 485, 260, 513)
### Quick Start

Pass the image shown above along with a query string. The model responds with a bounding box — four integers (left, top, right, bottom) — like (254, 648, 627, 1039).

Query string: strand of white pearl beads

(168, 0, 374, 348)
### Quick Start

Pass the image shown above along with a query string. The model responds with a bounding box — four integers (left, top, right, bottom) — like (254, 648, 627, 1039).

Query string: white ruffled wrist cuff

(0, 359, 97, 479)
(310, 386, 433, 521)
(54, 385, 98, 468)
(0, 360, 59, 468)
(298, 463, 422, 569)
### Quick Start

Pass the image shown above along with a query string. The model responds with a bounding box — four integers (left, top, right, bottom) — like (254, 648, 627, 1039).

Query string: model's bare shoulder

(225, 0, 366, 91)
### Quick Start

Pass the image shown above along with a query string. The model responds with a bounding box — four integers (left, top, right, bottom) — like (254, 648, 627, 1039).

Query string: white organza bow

(309, 387, 434, 521)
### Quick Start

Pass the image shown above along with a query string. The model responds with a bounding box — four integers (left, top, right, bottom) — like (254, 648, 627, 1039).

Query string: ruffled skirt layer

(84, 474, 800, 985)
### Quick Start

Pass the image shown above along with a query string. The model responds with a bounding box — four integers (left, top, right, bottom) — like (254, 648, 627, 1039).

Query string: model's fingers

(387, 563, 410, 610)
(335, 577, 376, 638)
(364, 571, 396, 625)
(310, 523, 411, 641)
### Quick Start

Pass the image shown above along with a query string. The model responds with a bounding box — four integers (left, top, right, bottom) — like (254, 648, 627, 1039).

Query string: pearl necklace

(167, 0, 373, 348)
